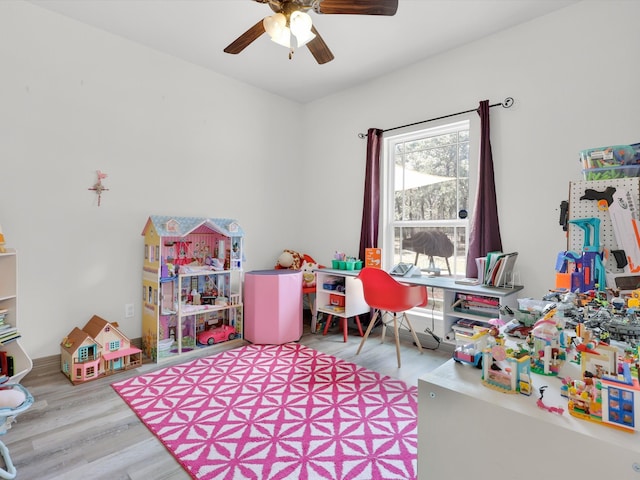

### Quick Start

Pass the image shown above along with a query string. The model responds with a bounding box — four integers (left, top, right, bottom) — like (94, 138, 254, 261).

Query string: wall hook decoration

(88, 170, 109, 206)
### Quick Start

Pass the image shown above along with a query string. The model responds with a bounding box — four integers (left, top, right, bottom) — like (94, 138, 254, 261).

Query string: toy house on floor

(141, 215, 244, 362)
(60, 315, 142, 385)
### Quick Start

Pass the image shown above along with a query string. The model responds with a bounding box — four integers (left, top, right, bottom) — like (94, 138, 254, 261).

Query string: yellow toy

(0, 224, 5, 253)
(628, 288, 640, 308)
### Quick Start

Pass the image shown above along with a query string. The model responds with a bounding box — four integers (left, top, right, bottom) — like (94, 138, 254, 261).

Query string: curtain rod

(357, 97, 514, 138)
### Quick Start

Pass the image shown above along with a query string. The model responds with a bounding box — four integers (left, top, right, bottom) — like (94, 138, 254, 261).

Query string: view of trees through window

(385, 120, 470, 277)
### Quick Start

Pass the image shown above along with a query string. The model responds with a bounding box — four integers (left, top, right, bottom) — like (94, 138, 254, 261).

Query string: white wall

(0, 1, 305, 357)
(2, 1, 639, 359)
(301, 0, 640, 302)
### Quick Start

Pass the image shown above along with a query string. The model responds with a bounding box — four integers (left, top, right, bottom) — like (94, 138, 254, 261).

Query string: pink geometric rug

(112, 343, 418, 480)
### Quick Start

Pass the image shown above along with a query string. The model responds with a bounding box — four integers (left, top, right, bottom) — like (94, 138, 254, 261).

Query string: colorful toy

(301, 259, 318, 288)
(481, 343, 532, 395)
(197, 324, 238, 345)
(275, 249, 304, 270)
(537, 386, 564, 415)
(453, 326, 490, 368)
(530, 311, 567, 376)
(60, 315, 142, 385)
(566, 368, 640, 432)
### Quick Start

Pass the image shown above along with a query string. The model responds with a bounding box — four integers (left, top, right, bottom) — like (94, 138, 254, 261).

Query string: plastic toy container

(580, 143, 640, 169)
(582, 165, 640, 181)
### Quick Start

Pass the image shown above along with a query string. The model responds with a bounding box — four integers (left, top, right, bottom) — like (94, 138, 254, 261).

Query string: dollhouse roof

(142, 216, 244, 238)
(61, 315, 131, 355)
(83, 315, 125, 340)
(60, 326, 94, 355)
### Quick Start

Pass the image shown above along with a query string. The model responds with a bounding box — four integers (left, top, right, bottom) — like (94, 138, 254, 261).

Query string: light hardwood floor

(7, 319, 451, 480)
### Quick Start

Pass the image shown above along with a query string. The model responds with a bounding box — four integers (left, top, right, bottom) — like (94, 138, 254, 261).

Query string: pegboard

(568, 177, 640, 273)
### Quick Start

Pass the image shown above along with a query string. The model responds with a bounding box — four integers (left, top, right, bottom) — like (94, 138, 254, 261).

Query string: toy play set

(60, 314, 142, 385)
(454, 145, 640, 433)
(141, 216, 245, 362)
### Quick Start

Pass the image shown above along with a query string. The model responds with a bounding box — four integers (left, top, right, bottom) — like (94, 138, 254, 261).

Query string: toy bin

(580, 143, 640, 169)
(582, 165, 640, 181)
(329, 294, 345, 307)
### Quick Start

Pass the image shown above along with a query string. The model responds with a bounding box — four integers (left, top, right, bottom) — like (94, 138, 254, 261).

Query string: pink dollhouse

(60, 315, 142, 385)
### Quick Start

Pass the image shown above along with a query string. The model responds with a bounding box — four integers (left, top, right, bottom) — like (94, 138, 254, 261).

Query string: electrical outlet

(125, 303, 134, 318)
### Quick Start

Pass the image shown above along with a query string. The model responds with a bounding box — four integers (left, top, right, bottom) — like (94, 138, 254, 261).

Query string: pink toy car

(197, 325, 238, 345)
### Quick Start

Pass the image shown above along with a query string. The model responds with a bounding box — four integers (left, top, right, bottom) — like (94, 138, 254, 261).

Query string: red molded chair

(356, 267, 427, 367)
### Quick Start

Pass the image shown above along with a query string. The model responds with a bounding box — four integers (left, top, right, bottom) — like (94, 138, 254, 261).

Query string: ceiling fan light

(290, 10, 315, 48)
(290, 11, 313, 35)
(271, 26, 291, 48)
(263, 13, 287, 38)
(294, 29, 316, 48)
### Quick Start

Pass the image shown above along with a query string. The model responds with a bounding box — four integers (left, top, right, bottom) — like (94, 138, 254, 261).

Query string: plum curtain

(359, 128, 383, 262)
(466, 100, 503, 278)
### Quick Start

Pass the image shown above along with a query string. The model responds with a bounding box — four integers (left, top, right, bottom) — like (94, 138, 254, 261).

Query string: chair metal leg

(403, 313, 424, 354)
(356, 310, 379, 355)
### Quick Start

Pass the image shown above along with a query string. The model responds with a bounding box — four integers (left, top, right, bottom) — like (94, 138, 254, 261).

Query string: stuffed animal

(301, 260, 318, 288)
(275, 249, 303, 270)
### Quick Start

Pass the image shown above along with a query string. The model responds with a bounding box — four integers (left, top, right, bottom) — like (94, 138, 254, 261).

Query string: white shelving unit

(315, 270, 369, 331)
(415, 277, 522, 343)
(0, 249, 33, 383)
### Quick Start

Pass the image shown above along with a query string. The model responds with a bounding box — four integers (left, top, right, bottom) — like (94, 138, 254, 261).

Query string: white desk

(418, 359, 640, 479)
(315, 269, 523, 343)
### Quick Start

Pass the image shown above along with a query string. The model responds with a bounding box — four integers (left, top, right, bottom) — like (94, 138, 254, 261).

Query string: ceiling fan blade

(306, 26, 334, 64)
(224, 19, 266, 54)
(317, 0, 398, 16)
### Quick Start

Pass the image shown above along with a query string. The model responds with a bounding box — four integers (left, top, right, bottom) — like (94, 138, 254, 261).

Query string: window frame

(380, 116, 479, 274)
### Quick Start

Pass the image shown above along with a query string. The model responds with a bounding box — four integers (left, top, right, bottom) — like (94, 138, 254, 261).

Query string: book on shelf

(0, 327, 18, 339)
(483, 251, 518, 287)
(454, 278, 480, 286)
(324, 305, 345, 313)
(455, 293, 499, 307)
(451, 319, 487, 335)
(453, 292, 500, 318)
(0, 330, 20, 344)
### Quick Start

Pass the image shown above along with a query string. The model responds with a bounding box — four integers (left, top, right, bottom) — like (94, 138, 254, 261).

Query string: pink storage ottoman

(244, 269, 303, 344)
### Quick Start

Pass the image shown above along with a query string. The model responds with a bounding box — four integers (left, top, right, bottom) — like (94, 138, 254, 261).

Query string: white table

(418, 359, 640, 479)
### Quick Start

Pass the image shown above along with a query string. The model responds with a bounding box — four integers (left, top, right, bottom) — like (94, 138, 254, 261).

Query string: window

(382, 120, 471, 276)
(78, 346, 89, 362)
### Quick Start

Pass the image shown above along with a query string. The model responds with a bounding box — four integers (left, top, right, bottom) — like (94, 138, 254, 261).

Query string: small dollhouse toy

(564, 334, 640, 432)
(529, 317, 567, 376)
(481, 344, 532, 395)
(60, 315, 142, 385)
(453, 326, 490, 368)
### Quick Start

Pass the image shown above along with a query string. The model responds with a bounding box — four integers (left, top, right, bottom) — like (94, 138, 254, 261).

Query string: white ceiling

(28, 0, 579, 103)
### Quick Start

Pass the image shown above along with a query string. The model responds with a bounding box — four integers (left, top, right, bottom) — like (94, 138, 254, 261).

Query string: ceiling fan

(224, 0, 399, 64)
